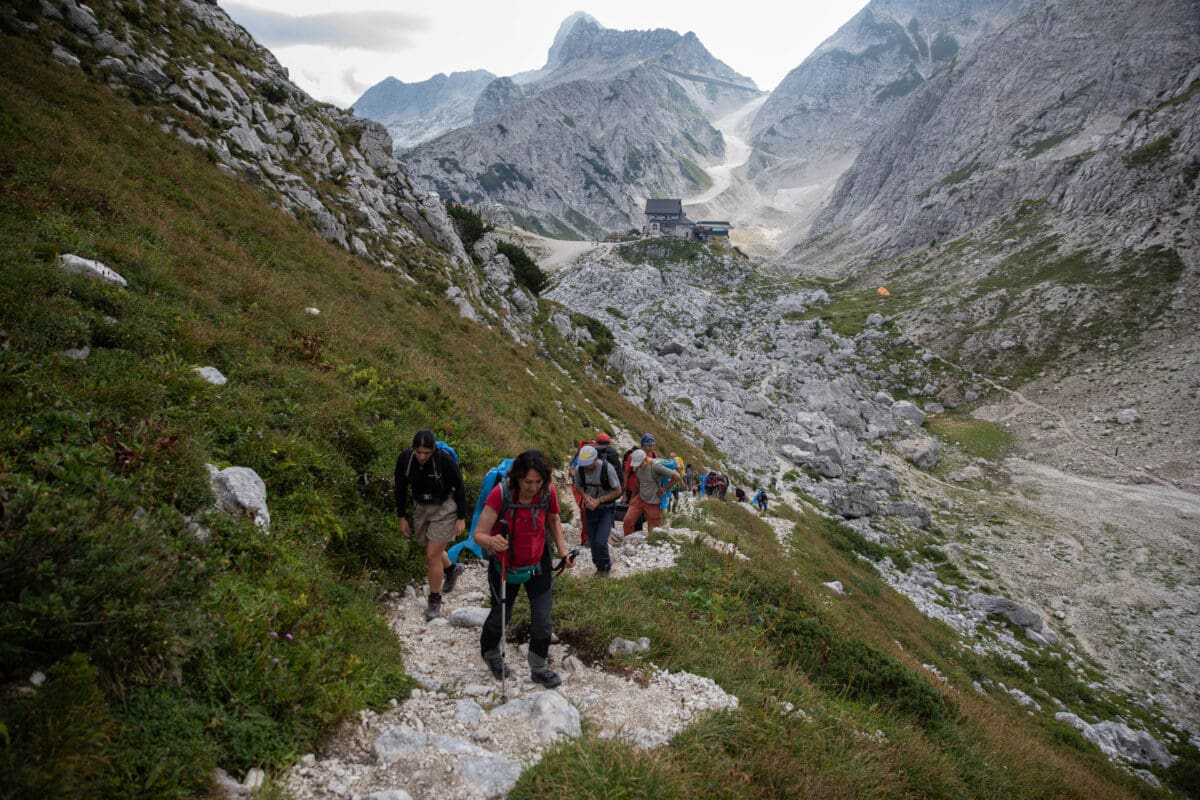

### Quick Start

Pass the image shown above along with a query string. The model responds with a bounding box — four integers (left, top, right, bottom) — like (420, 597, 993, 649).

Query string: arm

(447, 453, 467, 535)
(394, 451, 411, 537)
(583, 464, 623, 509)
(472, 504, 507, 553)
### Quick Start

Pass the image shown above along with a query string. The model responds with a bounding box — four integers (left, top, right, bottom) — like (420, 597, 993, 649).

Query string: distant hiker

(710, 471, 729, 501)
(622, 449, 683, 536)
(473, 449, 575, 688)
(572, 445, 622, 576)
(395, 429, 468, 621)
(754, 487, 769, 514)
(735, 486, 747, 502)
(665, 452, 683, 513)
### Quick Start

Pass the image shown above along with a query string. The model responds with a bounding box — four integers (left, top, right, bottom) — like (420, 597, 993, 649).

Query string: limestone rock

(57, 254, 127, 287)
(206, 464, 270, 531)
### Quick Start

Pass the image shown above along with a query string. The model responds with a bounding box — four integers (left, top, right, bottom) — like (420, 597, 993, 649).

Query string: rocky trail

(276, 509, 744, 800)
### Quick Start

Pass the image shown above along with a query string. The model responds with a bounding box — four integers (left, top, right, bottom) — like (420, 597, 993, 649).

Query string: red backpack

(493, 481, 553, 582)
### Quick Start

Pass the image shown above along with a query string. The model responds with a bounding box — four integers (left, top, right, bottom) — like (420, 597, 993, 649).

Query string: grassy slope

(0, 31, 695, 798)
(0, 20, 1174, 800)
(514, 501, 1151, 799)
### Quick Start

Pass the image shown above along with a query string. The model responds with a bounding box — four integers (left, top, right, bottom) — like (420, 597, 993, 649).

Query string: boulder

(1115, 408, 1139, 425)
(880, 501, 932, 529)
(490, 691, 581, 741)
(195, 366, 227, 386)
(1055, 714, 1176, 768)
(609, 637, 652, 656)
(891, 400, 926, 426)
(206, 464, 270, 530)
(894, 438, 940, 469)
(57, 254, 128, 287)
(449, 607, 490, 628)
(457, 753, 524, 798)
(967, 594, 1043, 631)
(829, 483, 877, 519)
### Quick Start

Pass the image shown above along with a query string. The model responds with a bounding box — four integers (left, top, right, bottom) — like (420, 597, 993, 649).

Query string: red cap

(596, 433, 611, 443)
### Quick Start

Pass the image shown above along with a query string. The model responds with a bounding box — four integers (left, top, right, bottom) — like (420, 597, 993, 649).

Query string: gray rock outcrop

(206, 464, 270, 531)
(24, 0, 473, 279)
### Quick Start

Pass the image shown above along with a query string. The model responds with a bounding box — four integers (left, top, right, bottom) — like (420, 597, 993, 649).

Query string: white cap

(577, 445, 597, 467)
(630, 449, 647, 467)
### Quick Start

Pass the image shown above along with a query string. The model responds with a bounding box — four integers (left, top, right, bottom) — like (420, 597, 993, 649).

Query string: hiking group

(394, 427, 763, 689)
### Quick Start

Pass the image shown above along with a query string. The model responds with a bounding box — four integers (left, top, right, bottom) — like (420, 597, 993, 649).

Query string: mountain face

(352, 70, 496, 152)
(397, 16, 761, 239)
(404, 66, 729, 238)
(803, 0, 1200, 259)
(746, 0, 1029, 246)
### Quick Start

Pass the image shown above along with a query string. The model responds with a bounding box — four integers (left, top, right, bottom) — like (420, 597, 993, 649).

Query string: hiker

(622, 433, 657, 501)
(622, 449, 683, 536)
(710, 471, 729, 501)
(569, 432, 620, 546)
(395, 429, 468, 620)
(754, 487, 769, 514)
(473, 449, 575, 688)
(568, 442, 591, 547)
(735, 486, 747, 503)
(572, 445, 622, 576)
(664, 452, 683, 514)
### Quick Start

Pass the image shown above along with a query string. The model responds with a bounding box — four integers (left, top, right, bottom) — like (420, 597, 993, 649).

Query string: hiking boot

(424, 593, 442, 621)
(530, 668, 562, 689)
(484, 654, 512, 680)
(595, 568, 612, 578)
(441, 563, 463, 594)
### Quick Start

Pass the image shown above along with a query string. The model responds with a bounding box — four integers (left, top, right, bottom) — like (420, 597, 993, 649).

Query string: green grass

(926, 416, 1014, 460)
(508, 500, 1150, 799)
(0, 26, 712, 797)
(0, 11, 1185, 799)
(1124, 129, 1180, 168)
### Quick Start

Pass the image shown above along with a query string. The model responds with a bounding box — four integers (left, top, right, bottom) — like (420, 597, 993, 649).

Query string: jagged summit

(542, 11, 603, 72)
(352, 70, 496, 151)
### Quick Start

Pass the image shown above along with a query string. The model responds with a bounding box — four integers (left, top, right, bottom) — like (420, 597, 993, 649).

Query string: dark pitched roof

(645, 198, 683, 214)
(696, 220, 732, 226)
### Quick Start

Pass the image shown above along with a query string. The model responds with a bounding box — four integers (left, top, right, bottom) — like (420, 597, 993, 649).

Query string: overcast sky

(222, 1, 870, 108)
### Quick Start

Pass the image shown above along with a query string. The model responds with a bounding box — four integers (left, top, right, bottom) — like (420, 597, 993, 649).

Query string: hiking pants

(623, 494, 663, 535)
(481, 549, 554, 669)
(584, 504, 615, 572)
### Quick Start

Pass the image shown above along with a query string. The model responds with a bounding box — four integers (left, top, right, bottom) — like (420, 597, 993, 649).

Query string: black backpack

(594, 445, 622, 489)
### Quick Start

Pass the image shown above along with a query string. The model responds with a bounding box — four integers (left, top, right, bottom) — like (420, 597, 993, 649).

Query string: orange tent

(877, 287, 890, 296)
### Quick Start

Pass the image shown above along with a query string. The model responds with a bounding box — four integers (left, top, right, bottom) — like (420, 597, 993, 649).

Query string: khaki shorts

(413, 496, 458, 546)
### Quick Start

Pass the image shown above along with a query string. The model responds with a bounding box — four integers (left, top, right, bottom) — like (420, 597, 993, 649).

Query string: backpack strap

(405, 448, 443, 483)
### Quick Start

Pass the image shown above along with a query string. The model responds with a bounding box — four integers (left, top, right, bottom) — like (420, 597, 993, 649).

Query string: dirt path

(928, 352, 1178, 491)
(278, 510, 743, 800)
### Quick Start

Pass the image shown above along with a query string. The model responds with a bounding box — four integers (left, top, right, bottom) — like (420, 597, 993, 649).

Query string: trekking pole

(498, 519, 510, 703)
(554, 548, 579, 577)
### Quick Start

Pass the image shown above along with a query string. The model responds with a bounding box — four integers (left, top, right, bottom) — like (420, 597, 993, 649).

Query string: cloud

(341, 67, 371, 98)
(224, 4, 429, 51)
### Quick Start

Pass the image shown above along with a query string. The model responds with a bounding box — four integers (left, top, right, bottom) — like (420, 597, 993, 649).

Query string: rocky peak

(542, 11, 603, 72)
(353, 69, 496, 151)
(746, 0, 1028, 246)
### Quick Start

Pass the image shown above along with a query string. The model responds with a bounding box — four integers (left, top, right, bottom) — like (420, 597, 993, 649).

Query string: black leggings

(480, 548, 554, 663)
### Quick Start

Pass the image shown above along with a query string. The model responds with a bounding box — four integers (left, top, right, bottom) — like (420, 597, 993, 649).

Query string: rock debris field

(279, 517, 740, 800)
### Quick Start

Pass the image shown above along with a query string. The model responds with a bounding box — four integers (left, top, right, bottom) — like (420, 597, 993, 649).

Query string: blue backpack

(447, 457, 513, 563)
(657, 458, 679, 510)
